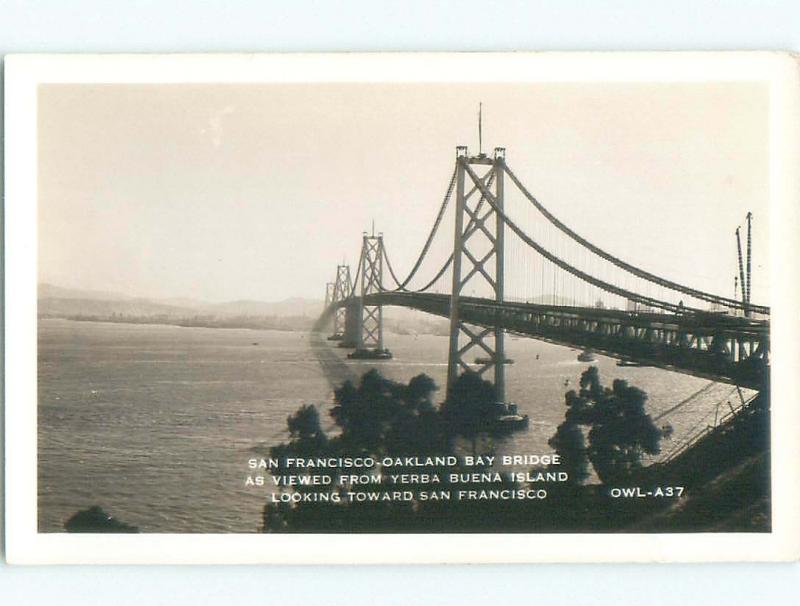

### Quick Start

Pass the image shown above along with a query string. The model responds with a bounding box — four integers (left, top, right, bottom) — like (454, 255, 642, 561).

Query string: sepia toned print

(6, 53, 799, 563)
(36, 80, 770, 534)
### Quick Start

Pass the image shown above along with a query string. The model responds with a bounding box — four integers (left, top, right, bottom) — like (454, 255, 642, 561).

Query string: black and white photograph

(4, 52, 799, 564)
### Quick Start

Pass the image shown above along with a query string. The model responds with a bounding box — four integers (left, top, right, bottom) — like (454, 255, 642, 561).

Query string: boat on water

(577, 349, 596, 362)
(616, 359, 649, 367)
(492, 402, 529, 430)
(348, 348, 393, 360)
(474, 357, 514, 365)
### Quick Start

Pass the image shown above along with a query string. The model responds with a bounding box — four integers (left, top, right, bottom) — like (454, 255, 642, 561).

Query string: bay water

(38, 318, 739, 532)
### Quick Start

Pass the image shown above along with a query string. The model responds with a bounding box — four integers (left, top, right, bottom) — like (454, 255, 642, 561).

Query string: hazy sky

(38, 82, 769, 303)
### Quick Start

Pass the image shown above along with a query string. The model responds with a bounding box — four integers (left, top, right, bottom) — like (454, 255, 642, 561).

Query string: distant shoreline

(38, 315, 450, 337)
(38, 314, 315, 333)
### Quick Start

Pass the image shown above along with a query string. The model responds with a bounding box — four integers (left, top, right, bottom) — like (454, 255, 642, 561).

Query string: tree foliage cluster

(268, 370, 449, 478)
(262, 366, 671, 532)
(549, 366, 670, 485)
(261, 369, 511, 531)
(271, 369, 500, 471)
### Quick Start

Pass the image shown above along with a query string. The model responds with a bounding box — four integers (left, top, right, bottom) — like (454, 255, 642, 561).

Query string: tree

(383, 373, 446, 456)
(548, 415, 590, 485)
(287, 404, 326, 442)
(64, 505, 139, 533)
(549, 366, 667, 485)
(585, 377, 664, 483)
(439, 371, 498, 454)
(262, 370, 443, 532)
(269, 404, 332, 485)
(330, 369, 440, 455)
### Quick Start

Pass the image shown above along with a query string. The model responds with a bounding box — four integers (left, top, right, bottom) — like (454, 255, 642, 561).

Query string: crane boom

(735, 226, 748, 317)
(746, 212, 752, 306)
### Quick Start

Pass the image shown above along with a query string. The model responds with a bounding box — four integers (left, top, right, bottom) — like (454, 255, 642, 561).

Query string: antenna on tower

(478, 102, 483, 155)
(372, 219, 375, 237)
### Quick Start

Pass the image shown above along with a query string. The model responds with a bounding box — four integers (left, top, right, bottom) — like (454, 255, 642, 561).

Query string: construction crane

(746, 211, 752, 305)
(735, 213, 754, 318)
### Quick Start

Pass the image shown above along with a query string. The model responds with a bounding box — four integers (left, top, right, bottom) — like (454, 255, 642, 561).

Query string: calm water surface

(38, 318, 741, 532)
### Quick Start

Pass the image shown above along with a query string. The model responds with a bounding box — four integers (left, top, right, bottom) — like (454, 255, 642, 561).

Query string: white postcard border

(5, 52, 800, 564)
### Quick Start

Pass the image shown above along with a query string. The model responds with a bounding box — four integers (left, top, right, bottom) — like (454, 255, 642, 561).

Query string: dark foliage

(330, 369, 444, 456)
(549, 366, 667, 484)
(260, 367, 768, 533)
(548, 417, 590, 485)
(439, 371, 498, 442)
(63, 505, 139, 533)
(287, 404, 326, 442)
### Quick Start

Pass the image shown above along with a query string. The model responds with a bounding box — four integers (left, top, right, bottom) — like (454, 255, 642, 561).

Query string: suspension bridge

(316, 146, 769, 402)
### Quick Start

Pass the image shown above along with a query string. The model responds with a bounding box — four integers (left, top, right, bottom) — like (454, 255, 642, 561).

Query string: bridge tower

(328, 264, 352, 341)
(349, 227, 392, 359)
(447, 146, 508, 401)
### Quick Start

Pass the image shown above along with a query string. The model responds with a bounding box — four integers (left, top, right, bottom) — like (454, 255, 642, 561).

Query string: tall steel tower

(355, 227, 387, 353)
(447, 146, 508, 402)
(331, 264, 352, 339)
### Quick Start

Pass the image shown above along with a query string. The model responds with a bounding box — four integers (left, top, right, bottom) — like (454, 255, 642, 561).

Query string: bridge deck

(323, 293, 768, 390)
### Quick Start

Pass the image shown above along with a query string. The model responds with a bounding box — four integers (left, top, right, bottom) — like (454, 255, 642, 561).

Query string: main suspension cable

(381, 243, 404, 288)
(382, 167, 495, 293)
(345, 253, 363, 299)
(504, 163, 769, 315)
(464, 163, 697, 314)
(388, 165, 457, 290)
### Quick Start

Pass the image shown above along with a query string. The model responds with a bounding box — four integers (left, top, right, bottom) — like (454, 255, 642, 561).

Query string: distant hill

(205, 298, 323, 318)
(38, 297, 199, 318)
(39, 283, 133, 301)
(38, 283, 323, 319)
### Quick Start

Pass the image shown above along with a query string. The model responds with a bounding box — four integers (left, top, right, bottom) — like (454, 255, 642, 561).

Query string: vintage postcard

(4, 52, 800, 564)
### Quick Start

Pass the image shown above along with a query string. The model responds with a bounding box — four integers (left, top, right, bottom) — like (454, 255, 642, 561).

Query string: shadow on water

(308, 331, 357, 389)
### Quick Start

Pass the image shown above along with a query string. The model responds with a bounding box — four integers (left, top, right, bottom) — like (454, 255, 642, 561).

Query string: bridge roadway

(324, 293, 768, 390)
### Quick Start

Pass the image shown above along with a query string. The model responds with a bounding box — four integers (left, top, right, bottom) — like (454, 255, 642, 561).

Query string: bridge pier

(339, 299, 361, 349)
(322, 282, 336, 336)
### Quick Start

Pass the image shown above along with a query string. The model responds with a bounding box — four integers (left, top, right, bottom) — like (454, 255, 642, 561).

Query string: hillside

(39, 297, 197, 318)
(205, 298, 322, 318)
(39, 283, 133, 301)
(38, 283, 323, 320)
(630, 390, 770, 532)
